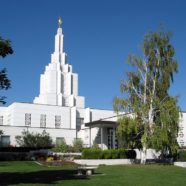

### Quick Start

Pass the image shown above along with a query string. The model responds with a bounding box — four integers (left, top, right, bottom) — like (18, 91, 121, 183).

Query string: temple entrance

(85, 120, 119, 150)
(107, 128, 118, 149)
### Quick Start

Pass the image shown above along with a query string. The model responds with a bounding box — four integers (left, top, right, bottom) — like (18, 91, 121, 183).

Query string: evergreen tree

(114, 27, 181, 164)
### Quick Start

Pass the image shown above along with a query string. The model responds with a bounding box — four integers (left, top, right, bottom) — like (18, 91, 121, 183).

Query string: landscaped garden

(1, 131, 186, 185)
(0, 161, 186, 185)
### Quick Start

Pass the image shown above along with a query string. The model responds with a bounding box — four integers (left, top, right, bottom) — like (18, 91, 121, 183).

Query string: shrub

(15, 130, 53, 148)
(91, 142, 100, 149)
(119, 148, 127, 159)
(177, 151, 186, 162)
(103, 150, 112, 159)
(53, 140, 70, 153)
(81, 148, 136, 159)
(82, 149, 103, 159)
(73, 138, 84, 152)
(111, 149, 119, 159)
(0, 147, 51, 152)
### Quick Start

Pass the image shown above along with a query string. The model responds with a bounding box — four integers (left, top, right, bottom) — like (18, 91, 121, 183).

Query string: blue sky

(0, 0, 186, 110)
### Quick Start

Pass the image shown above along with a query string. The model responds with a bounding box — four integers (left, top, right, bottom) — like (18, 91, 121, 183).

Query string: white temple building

(0, 19, 185, 149)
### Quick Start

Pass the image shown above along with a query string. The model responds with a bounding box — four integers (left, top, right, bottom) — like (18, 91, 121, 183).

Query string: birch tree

(114, 27, 181, 164)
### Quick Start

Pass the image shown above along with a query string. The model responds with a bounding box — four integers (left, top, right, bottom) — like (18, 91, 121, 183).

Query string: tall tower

(34, 18, 85, 108)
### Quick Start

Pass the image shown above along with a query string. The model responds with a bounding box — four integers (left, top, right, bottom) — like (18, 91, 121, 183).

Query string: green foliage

(149, 97, 180, 154)
(177, 151, 186, 162)
(111, 149, 119, 159)
(103, 150, 112, 159)
(15, 130, 53, 148)
(117, 116, 142, 149)
(53, 139, 70, 153)
(81, 149, 136, 159)
(72, 138, 84, 152)
(119, 148, 127, 159)
(0, 36, 13, 104)
(81, 149, 103, 159)
(91, 142, 100, 149)
(53, 138, 83, 153)
(114, 26, 180, 157)
(0, 37, 13, 58)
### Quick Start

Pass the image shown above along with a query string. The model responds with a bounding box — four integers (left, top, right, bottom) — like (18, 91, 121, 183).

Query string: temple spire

(33, 18, 85, 108)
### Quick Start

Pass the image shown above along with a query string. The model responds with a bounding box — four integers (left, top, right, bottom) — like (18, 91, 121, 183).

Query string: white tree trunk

(140, 145, 147, 164)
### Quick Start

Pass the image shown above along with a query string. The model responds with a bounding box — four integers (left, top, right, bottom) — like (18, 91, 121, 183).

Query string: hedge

(103, 150, 112, 159)
(82, 149, 103, 159)
(0, 147, 51, 152)
(81, 149, 136, 159)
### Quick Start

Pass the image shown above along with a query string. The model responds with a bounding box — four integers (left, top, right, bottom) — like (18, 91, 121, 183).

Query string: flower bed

(37, 160, 80, 167)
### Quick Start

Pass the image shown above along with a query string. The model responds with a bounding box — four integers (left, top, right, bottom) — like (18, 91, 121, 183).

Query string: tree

(114, 27, 181, 164)
(15, 130, 53, 148)
(0, 36, 13, 104)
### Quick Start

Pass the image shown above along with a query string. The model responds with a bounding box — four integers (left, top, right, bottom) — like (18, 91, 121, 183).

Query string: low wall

(74, 159, 140, 165)
(174, 162, 186, 168)
(53, 152, 81, 156)
(135, 149, 160, 159)
(54, 149, 160, 159)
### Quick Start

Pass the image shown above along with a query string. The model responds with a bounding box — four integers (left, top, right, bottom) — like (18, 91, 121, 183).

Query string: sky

(0, 0, 186, 110)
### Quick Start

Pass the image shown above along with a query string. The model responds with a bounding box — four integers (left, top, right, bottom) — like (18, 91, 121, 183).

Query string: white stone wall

(178, 112, 186, 147)
(0, 125, 76, 146)
(2, 102, 72, 129)
(90, 108, 116, 121)
(0, 103, 186, 149)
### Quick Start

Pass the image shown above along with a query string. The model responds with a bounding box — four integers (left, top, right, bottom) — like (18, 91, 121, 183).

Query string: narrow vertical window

(40, 114, 46, 128)
(76, 118, 84, 131)
(25, 113, 31, 126)
(55, 115, 61, 128)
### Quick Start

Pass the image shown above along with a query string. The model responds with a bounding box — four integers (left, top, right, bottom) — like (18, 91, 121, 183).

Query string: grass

(0, 161, 186, 185)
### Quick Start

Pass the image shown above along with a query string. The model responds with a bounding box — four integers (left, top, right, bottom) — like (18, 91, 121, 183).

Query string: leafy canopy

(114, 26, 181, 155)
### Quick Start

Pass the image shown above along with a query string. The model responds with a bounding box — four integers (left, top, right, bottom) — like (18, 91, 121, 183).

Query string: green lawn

(0, 161, 186, 185)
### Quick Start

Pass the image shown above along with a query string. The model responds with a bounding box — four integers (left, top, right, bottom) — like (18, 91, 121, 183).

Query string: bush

(53, 140, 70, 153)
(81, 148, 136, 159)
(119, 148, 127, 159)
(177, 151, 186, 162)
(111, 149, 119, 159)
(72, 138, 84, 152)
(91, 142, 100, 149)
(82, 149, 103, 159)
(15, 130, 53, 148)
(0, 153, 27, 161)
(103, 150, 112, 159)
(0, 147, 51, 152)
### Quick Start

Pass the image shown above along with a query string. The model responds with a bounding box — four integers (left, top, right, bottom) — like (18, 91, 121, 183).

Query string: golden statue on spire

(58, 17, 62, 28)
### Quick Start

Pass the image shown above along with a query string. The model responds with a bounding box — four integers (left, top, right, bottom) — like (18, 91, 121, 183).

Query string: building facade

(0, 20, 185, 149)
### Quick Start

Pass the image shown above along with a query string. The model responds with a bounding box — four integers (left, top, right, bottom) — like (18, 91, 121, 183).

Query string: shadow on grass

(0, 169, 88, 185)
